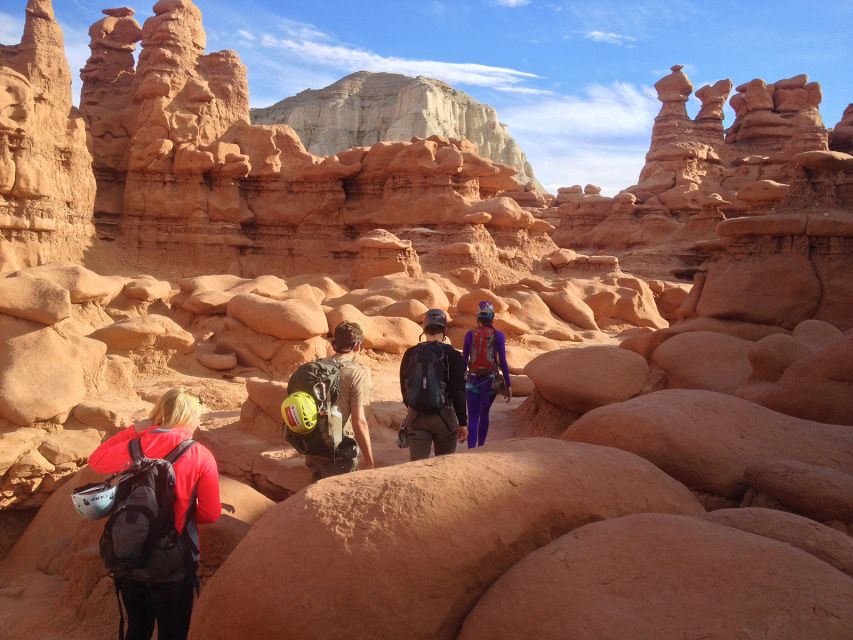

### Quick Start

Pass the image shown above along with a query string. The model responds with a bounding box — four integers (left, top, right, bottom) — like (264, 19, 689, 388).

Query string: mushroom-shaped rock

(565, 390, 853, 498)
(190, 439, 703, 640)
(651, 330, 753, 395)
(526, 346, 648, 413)
(227, 294, 328, 340)
(745, 459, 853, 523)
(0, 275, 71, 324)
(0, 316, 107, 425)
(705, 508, 853, 578)
(89, 314, 195, 353)
(458, 514, 853, 640)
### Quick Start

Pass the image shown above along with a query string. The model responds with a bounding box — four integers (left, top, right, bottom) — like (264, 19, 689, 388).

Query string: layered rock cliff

(250, 71, 542, 191)
(0, 0, 96, 271)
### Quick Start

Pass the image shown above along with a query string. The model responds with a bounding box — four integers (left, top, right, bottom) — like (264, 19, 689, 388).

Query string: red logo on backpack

(468, 326, 497, 376)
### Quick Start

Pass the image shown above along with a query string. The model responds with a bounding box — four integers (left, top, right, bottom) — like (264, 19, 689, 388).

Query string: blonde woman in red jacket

(89, 387, 221, 640)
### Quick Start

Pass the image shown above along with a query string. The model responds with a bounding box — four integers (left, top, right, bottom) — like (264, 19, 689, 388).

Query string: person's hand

(361, 461, 375, 471)
(457, 426, 469, 443)
(504, 387, 513, 403)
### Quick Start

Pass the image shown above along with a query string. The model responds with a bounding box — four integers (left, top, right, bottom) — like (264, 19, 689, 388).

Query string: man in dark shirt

(399, 309, 468, 461)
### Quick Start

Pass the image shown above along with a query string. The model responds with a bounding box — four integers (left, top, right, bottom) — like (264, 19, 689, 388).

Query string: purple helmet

(477, 301, 495, 318)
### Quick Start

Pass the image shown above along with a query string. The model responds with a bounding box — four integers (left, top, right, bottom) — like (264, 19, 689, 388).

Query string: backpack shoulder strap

(164, 439, 196, 465)
(128, 438, 144, 463)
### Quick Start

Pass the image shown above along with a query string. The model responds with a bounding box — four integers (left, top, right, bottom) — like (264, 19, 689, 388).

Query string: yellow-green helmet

(281, 391, 319, 434)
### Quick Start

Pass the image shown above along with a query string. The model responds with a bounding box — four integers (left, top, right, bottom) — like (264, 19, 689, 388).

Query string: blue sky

(2, 0, 851, 193)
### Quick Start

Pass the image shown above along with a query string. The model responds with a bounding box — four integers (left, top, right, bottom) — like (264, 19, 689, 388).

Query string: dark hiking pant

(116, 577, 194, 640)
(405, 407, 459, 461)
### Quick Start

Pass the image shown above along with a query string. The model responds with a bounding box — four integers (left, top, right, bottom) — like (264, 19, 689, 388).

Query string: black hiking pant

(117, 577, 194, 640)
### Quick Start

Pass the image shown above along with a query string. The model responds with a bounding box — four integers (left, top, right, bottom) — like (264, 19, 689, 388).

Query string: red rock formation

(0, 0, 96, 270)
(80, 0, 553, 283)
(552, 67, 836, 279)
(830, 104, 853, 153)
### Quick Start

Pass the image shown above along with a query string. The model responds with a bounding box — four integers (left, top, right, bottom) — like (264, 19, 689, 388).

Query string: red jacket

(88, 424, 221, 533)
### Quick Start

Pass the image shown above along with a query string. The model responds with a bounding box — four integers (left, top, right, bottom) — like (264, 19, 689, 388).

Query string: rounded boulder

(458, 514, 853, 640)
(190, 439, 703, 640)
(565, 389, 853, 498)
(227, 293, 329, 340)
(526, 345, 648, 412)
(652, 330, 753, 394)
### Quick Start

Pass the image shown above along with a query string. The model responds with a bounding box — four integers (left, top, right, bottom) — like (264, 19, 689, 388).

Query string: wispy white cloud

(496, 0, 532, 6)
(584, 30, 637, 45)
(254, 31, 542, 92)
(0, 11, 23, 45)
(495, 86, 556, 96)
(498, 82, 659, 194)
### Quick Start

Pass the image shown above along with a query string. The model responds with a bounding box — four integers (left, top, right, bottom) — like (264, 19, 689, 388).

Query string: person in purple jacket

(463, 301, 512, 448)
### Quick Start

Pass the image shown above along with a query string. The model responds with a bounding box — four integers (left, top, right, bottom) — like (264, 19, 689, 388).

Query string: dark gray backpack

(99, 438, 196, 584)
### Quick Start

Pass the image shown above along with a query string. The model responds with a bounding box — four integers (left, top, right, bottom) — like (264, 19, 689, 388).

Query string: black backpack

(99, 438, 197, 584)
(403, 342, 449, 414)
(284, 359, 358, 460)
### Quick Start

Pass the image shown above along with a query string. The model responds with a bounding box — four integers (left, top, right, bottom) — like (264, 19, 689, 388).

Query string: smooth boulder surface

(11, 263, 122, 304)
(652, 330, 753, 394)
(0, 315, 107, 425)
(738, 334, 853, 425)
(525, 345, 648, 412)
(705, 508, 853, 577)
(0, 276, 71, 324)
(227, 294, 329, 340)
(564, 389, 853, 498)
(745, 459, 853, 523)
(190, 439, 703, 640)
(458, 514, 853, 640)
(696, 253, 821, 328)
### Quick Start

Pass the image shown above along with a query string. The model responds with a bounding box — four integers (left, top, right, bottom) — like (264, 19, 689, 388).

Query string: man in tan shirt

(305, 321, 374, 479)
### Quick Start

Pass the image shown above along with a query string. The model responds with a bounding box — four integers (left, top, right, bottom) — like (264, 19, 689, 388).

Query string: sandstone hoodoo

(551, 65, 840, 280)
(0, 0, 96, 272)
(251, 71, 542, 192)
(1, 1, 852, 639)
(77, 3, 556, 283)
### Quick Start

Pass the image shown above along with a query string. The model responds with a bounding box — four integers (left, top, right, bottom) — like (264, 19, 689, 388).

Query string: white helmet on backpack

(71, 482, 118, 520)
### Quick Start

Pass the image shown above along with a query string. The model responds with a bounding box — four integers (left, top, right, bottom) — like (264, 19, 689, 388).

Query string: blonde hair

(149, 387, 203, 429)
